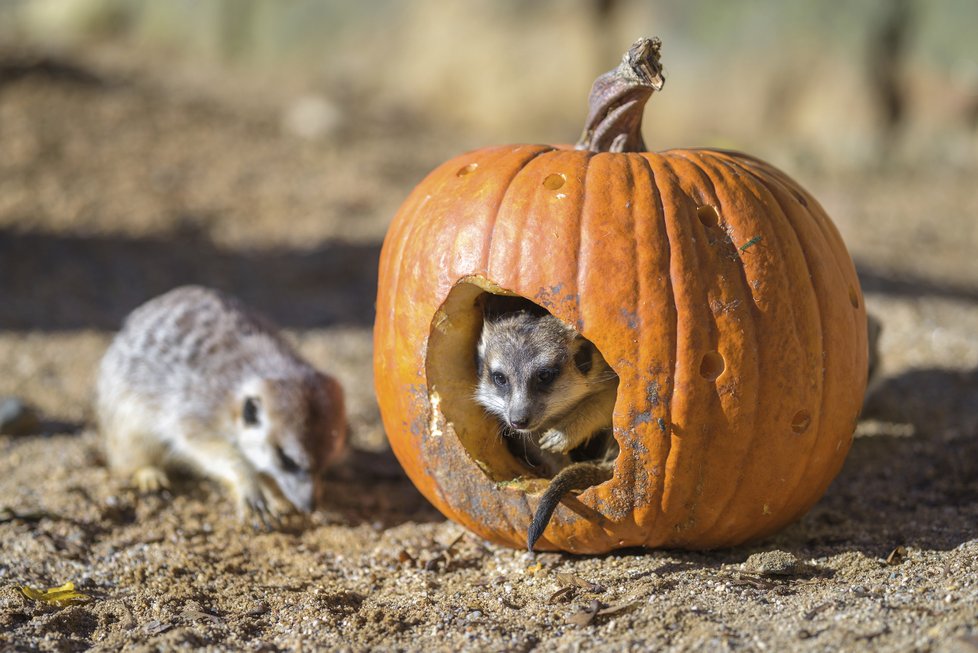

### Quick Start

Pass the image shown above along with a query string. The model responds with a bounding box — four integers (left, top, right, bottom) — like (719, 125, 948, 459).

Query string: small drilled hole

(696, 205, 719, 228)
(543, 173, 566, 190)
(699, 351, 725, 381)
(457, 163, 478, 177)
(791, 409, 812, 434)
(848, 285, 859, 309)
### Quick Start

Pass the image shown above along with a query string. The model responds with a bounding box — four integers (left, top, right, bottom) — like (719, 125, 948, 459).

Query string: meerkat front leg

(100, 402, 172, 493)
(171, 434, 282, 529)
(538, 386, 618, 454)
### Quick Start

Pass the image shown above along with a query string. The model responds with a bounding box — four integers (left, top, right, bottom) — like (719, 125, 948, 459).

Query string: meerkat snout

(233, 376, 322, 514)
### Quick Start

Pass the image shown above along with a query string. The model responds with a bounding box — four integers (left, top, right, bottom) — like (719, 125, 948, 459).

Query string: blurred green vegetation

(2, 0, 976, 170)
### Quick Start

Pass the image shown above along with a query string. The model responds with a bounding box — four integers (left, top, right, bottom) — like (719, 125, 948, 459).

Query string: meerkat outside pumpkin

(96, 286, 346, 527)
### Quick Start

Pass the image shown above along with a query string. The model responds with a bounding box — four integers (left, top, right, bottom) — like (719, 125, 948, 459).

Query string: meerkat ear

(573, 339, 594, 374)
(475, 323, 492, 376)
(242, 396, 262, 427)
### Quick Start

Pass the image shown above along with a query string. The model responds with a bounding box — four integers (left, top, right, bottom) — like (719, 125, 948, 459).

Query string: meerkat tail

(527, 462, 613, 551)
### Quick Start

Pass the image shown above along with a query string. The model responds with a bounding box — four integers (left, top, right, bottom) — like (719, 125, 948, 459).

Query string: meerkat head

(233, 373, 345, 513)
(475, 311, 604, 434)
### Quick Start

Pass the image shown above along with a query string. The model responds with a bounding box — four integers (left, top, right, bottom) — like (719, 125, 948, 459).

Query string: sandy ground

(1, 49, 977, 652)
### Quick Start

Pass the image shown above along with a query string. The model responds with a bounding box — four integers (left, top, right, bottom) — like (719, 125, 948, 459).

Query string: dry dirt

(1, 49, 977, 652)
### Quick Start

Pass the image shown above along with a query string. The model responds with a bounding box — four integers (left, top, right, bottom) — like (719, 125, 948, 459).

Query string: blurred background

(0, 0, 976, 440)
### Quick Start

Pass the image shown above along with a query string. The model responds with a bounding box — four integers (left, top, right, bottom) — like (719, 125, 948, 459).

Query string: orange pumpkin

(374, 38, 867, 553)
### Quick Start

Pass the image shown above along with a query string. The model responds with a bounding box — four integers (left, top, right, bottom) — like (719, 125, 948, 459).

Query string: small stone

(742, 550, 805, 576)
(0, 396, 40, 435)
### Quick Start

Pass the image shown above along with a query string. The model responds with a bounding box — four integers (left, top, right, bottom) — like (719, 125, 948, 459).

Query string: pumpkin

(373, 38, 867, 553)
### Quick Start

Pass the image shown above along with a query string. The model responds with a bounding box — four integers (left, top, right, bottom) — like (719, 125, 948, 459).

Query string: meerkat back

(97, 286, 270, 464)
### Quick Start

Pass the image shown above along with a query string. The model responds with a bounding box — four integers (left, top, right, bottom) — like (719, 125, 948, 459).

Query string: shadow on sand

(0, 228, 381, 330)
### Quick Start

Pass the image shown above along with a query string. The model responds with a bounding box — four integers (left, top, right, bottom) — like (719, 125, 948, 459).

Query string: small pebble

(0, 396, 40, 435)
(743, 550, 805, 576)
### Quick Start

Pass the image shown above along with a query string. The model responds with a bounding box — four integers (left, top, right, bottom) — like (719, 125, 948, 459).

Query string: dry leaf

(142, 620, 172, 635)
(17, 581, 90, 607)
(548, 586, 575, 604)
(596, 602, 633, 616)
(885, 546, 906, 566)
(555, 572, 606, 593)
(566, 599, 601, 627)
(396, 549, 415, 565)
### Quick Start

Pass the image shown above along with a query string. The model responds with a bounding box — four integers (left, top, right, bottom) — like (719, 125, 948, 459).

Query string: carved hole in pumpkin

(696, 205, 719, 228)
(791, 409, 812, 434)
(699, 351, 725, 381)
(457, 163, 478, 177)
(425, 278, 620, 495)
(543, 173, 566, 190)
(848, 285, 859, 309)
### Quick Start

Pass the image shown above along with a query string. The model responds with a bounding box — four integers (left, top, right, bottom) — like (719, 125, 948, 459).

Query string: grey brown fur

(96, 286, 346, 527)
(474, 309, 618, 550)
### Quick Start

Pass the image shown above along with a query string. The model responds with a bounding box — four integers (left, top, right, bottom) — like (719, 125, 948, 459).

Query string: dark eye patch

(491, 371, 508, 388)
(536, 368, 559, 386)
(275, 446, 301, 473)
(243, 397, 261, 427)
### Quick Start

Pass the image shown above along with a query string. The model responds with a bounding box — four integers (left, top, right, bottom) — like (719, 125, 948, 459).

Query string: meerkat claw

(239, 486, 281, 531)
(133, 466, 171, 493)
(538, 428, 572, 453)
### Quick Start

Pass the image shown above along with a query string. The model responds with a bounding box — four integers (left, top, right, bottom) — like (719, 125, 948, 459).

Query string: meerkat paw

(258, 476, 295, 517)
(132, 466, 170, 493)
(236, 482, 283, 531)
(538, 428, 583, 454)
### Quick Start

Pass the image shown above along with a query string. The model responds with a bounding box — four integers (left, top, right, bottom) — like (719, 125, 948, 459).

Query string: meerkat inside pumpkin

(425, 277, 621, 549)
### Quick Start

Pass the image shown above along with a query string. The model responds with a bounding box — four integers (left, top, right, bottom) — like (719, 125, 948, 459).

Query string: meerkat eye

(491, 371, 508, 388)
(275, 445, 301, 473)
(536, 368, 558, 385)
(242, 396, 261, 427)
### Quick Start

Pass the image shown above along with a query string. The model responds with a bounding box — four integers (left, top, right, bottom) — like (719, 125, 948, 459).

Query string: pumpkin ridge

(681, 149, 818, 539)
(708, 154, 808, 542)
(573, 151, 597, 329)
(717, 156, 827, 540)
(378, 185, 435, 393)
(736, 161, 834, 524)
(635, 153, 687, 531)
(617, 154, 643, 525)
(578, 152, 643, 532)
(483, 146, 556, 276)
(664, 150, 765, 327)
(655, 152, 762, 543)
(662, 153, 730, 541)
(754, 161, 861, 320)
(629, 153, 674, 538)
(747, 165, 859, 522)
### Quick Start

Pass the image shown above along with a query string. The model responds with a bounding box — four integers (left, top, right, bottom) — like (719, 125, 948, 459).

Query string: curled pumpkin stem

(575, 37, 665, 154)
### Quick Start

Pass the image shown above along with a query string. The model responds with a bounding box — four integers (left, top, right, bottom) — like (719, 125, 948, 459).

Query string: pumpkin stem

(575, 37, 665, 153)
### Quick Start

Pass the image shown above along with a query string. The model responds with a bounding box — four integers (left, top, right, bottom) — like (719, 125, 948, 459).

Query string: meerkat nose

(509, 416, 530, 429)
